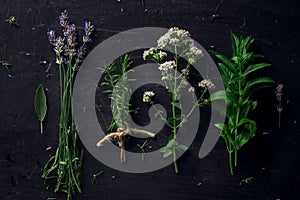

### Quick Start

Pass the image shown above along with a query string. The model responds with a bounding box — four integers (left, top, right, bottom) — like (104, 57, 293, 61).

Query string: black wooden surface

(0, 0, 300, 199)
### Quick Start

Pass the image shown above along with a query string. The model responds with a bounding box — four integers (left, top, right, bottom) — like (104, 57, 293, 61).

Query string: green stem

(229, 151, 234, 175)
(173, 146, 179, 173)
(278, 111, 281, 128)
(234, 62, 242, 168)
(40, 121, 43, 134)
(234, 150, 238, 167)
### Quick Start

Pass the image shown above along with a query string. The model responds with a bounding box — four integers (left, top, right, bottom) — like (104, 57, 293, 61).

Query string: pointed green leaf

(244, 63, 271, 76)
(231, 32, 240, 56)
(217, 63, 232, 86)
(215, 123, 231, 136)
(177, 144, 188, 152)
(244, 77, 273, 91)
(34, 84, 47, 134)
(162, 149, 172, 158)
(210, 50, 236, 73)
(243, 77, 274, 95)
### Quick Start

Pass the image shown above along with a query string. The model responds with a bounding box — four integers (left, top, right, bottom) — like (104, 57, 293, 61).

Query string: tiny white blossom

(143, 91, 155, 103)
(56, 57, 63, 64)
(153, 50, 167, 61)
(198, 79, 215, 89)
(159, 61, 176, 72)
(181, 79, 188, 87)
(169, 38, 180, 45)
(181, 68, 189, 77)
(143, 47, 156, 60)
(188, 87, 195, 93)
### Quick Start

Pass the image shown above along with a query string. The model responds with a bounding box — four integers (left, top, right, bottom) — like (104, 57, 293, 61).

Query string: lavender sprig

(275, 83, 283, 128)
(43, 10, 94, 200)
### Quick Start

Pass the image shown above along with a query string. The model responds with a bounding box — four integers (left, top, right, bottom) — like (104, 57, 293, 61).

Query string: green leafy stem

(210, 33, 273, 175)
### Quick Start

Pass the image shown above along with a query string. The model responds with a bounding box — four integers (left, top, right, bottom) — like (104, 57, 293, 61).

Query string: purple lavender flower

(275, 83, 284, 128)
(59, 10, 69, 28)
(47, 10, 94, 69)
(81, 21, 94, 44)
(84, 21, 94, 36)
(82, 35, 91, 43)
(54, 36, 65, 56)
(47, 30, 56, 45)
(275, 83, 283, 101)
(77, 46, 86, 60)
(64, 24, 77, 47)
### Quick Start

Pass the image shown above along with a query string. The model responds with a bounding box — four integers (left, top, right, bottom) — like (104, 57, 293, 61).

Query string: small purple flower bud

(55, 36, 65, 48)
(75, 45, 87, 63)
(59, 10, 69, 27)
(82, 35, 91, 43)
(84, 21, 94, 36)
(275, 83, 283, 101)
(47, 30, 56, 45)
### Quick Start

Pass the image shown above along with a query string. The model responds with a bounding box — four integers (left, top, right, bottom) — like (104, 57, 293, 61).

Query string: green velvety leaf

(162, 149, 172, 158)
(159, 147, 168, 153)
(177, 144, 188, 152)
(35, 84, 47, 121)
(34, 84, 47, 134)
(166, 140, 175, 149)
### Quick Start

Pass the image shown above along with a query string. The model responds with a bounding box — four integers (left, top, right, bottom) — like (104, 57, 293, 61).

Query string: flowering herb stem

(42, 10, 94, 200)
(143, 27, 211, 173)
(275, 84, 283, 128)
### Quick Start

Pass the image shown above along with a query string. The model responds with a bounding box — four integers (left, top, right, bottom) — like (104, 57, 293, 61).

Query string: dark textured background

(0, 0, 299, 199)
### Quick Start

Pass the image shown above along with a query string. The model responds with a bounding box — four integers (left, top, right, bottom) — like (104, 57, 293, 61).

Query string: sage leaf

(34, 84, 47, 134)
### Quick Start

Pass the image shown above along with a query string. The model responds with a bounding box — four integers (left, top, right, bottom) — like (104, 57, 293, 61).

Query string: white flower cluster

(158, 61, 176, 81)
(143, 91, 155, 103)
(198, 79, 215, 89)
(157, 27, 190, 48)
(143, 48, 167, 61)
(143, 47, 156, 60)
(187, 46, 203, 63)
(157, 27, 203, 64)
